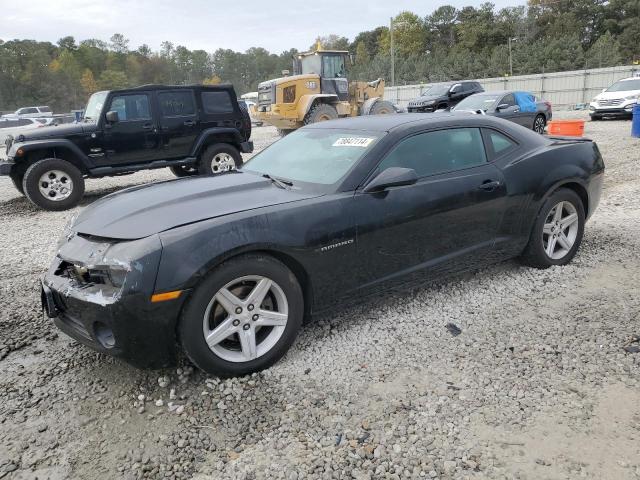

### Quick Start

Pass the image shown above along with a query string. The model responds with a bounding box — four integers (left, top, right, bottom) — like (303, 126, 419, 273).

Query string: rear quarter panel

(494, 139, 604, 254)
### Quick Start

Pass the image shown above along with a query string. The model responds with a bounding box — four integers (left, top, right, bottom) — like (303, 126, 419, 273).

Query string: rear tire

(590, 114, 601, 121)
(304, 103, 338, 124)
(533, 114, 546, 134)
(369, 100, 395, 115)
(519, 188, 585, 269)
(22, 158, 84, 211)
(169, 165, 199, 177)
(179, 254, 304, 377)
(198, 144, 242, 175)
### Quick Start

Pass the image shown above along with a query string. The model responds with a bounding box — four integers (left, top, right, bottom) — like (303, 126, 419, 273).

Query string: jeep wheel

(304, 104, 338, 124)
(170, 165, 199, 178)
(198, 144, 243, 175)
(22, 158, 84, 211)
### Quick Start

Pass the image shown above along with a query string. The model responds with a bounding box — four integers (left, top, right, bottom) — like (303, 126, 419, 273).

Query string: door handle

(478, 180, 501, 191)
(142, 123, 153, 130)
(183, 120, 195, 127)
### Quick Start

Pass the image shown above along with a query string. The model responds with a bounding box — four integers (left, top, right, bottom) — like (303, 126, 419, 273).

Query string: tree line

(1, 0, 638, 112)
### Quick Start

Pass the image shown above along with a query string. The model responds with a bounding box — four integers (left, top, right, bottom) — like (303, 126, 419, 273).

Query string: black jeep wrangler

(1, 84, 252, 210)
(407, 81, 484, 113)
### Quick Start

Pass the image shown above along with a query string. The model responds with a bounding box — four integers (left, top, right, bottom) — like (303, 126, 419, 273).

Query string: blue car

(452, 90, 553, 134)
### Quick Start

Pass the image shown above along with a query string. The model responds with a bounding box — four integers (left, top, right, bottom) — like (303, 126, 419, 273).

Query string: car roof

(304, 112, 515, 133)
(471, 90, 533, 96)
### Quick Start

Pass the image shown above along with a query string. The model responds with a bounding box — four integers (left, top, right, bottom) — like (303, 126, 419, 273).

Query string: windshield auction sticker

(333, 137, 375, 147)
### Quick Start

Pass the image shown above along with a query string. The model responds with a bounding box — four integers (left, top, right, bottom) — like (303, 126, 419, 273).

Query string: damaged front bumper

(42, 233, 188, 368)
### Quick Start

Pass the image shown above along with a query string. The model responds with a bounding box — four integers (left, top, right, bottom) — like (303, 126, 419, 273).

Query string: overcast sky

(2, 0, 526, 53)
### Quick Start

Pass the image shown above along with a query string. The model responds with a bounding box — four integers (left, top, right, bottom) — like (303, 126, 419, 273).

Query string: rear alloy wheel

(179, 254, 303, 377)
(533, 114, 546, 134)
(198, 144, 242, 175)
(520, 188, 585, 268)
(22, 158, 84, 211)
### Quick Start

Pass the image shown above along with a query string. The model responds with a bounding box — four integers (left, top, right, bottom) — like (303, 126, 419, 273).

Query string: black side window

(17, 119, 32, 126)
(108, 94, 151, 121)
(486, 129, 517, 157)
(158, 91, 196, 117)
(24, 107, 38, 114)
(462, 83, 474, 92)
(501, 94, 516, 107)
(201, 91, 234, 114)
(39, 106, 52, 113)
(378, 128, 487, 177)
(0, 120, 17, 128)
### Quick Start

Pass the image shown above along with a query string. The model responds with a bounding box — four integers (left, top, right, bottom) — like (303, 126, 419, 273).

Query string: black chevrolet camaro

(42, 114, 604, 377)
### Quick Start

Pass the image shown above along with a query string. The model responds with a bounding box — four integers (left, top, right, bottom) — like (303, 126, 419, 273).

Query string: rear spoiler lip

(545, 135, 593, 144)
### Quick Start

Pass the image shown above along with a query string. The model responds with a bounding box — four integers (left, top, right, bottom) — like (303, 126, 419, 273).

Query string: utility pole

(508, 37, 518, 76)
(390, 17, 395, 87)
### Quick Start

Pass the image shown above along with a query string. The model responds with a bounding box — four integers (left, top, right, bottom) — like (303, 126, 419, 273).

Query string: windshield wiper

(262, 174, 293, 189)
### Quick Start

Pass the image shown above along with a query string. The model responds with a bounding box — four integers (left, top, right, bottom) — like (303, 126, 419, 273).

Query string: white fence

(384, 64, 640, 110)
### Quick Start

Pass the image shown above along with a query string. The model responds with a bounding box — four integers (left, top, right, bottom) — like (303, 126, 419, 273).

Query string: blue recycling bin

(633, 103, 640, 138)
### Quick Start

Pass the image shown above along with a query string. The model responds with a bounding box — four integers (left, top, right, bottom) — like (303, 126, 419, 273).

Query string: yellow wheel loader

(255, 46, 396, 133)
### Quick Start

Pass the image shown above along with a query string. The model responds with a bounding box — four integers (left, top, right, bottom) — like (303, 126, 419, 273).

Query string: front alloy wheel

(203, 276, 289, 362)
(179, 254, 303, 377)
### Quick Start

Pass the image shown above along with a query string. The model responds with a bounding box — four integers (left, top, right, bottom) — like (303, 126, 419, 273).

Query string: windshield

(84, 91, 108, 122)
(453, 94, 501, 111)
(606, 79, 640, 92)
(242, 129, 382, 187)
(423, 84, 451, 96)
(300, 55, 322, 75)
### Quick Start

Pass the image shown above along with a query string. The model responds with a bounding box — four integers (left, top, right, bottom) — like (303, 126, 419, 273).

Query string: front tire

(519, 188, 585, 269)
(304, 103, 338, 124)
(179, 254, 304, 377)
(197, 144, 242, 175)
(533, 114, 546, 134)
(22, 158, 84, 211)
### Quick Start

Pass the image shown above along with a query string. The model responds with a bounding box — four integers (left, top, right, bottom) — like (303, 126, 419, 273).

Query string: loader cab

(295, 50, 350, 102)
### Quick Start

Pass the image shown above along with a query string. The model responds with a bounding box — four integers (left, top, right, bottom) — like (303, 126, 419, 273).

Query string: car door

(494, 93, 522, 124)
(156, 89, 199, 159)
(101, 91, 161, 165)
(320, 54, 349, 102)
(354, 127, 507, 288)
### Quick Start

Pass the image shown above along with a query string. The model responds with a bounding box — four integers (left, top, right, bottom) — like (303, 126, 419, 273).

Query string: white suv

(590, 77, 640, 120)
(1, 106, 53, 119)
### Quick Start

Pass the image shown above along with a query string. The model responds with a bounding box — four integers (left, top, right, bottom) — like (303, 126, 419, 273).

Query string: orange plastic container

(547, 119, 585, 137)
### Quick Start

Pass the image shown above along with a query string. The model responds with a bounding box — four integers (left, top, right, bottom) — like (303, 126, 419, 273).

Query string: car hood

(72, 172, 322, 240)
(19, 123, 94, 141)
(594, 89, 640, 101)
(408, 93, 445, 105)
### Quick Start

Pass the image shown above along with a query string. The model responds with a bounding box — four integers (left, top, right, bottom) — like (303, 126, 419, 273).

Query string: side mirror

(105, 111, 119, 123)
(496, 103, 510, 111)
(363, 167, 418, 193)
(601, 88, 607, 93)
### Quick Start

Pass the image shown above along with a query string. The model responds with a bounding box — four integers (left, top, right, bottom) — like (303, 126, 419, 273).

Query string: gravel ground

(1, 114, 639, 480)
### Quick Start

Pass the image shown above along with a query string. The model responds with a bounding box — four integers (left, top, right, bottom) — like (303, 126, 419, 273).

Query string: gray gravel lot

(1, 114, 639, 480)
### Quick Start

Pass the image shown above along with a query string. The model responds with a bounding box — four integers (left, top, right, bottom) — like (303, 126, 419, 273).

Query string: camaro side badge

(318, 239, 354, 253)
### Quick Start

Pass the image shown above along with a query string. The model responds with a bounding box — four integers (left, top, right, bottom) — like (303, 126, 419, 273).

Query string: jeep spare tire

(198, 144, 243, 175)
(22, 158, 85, 211)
